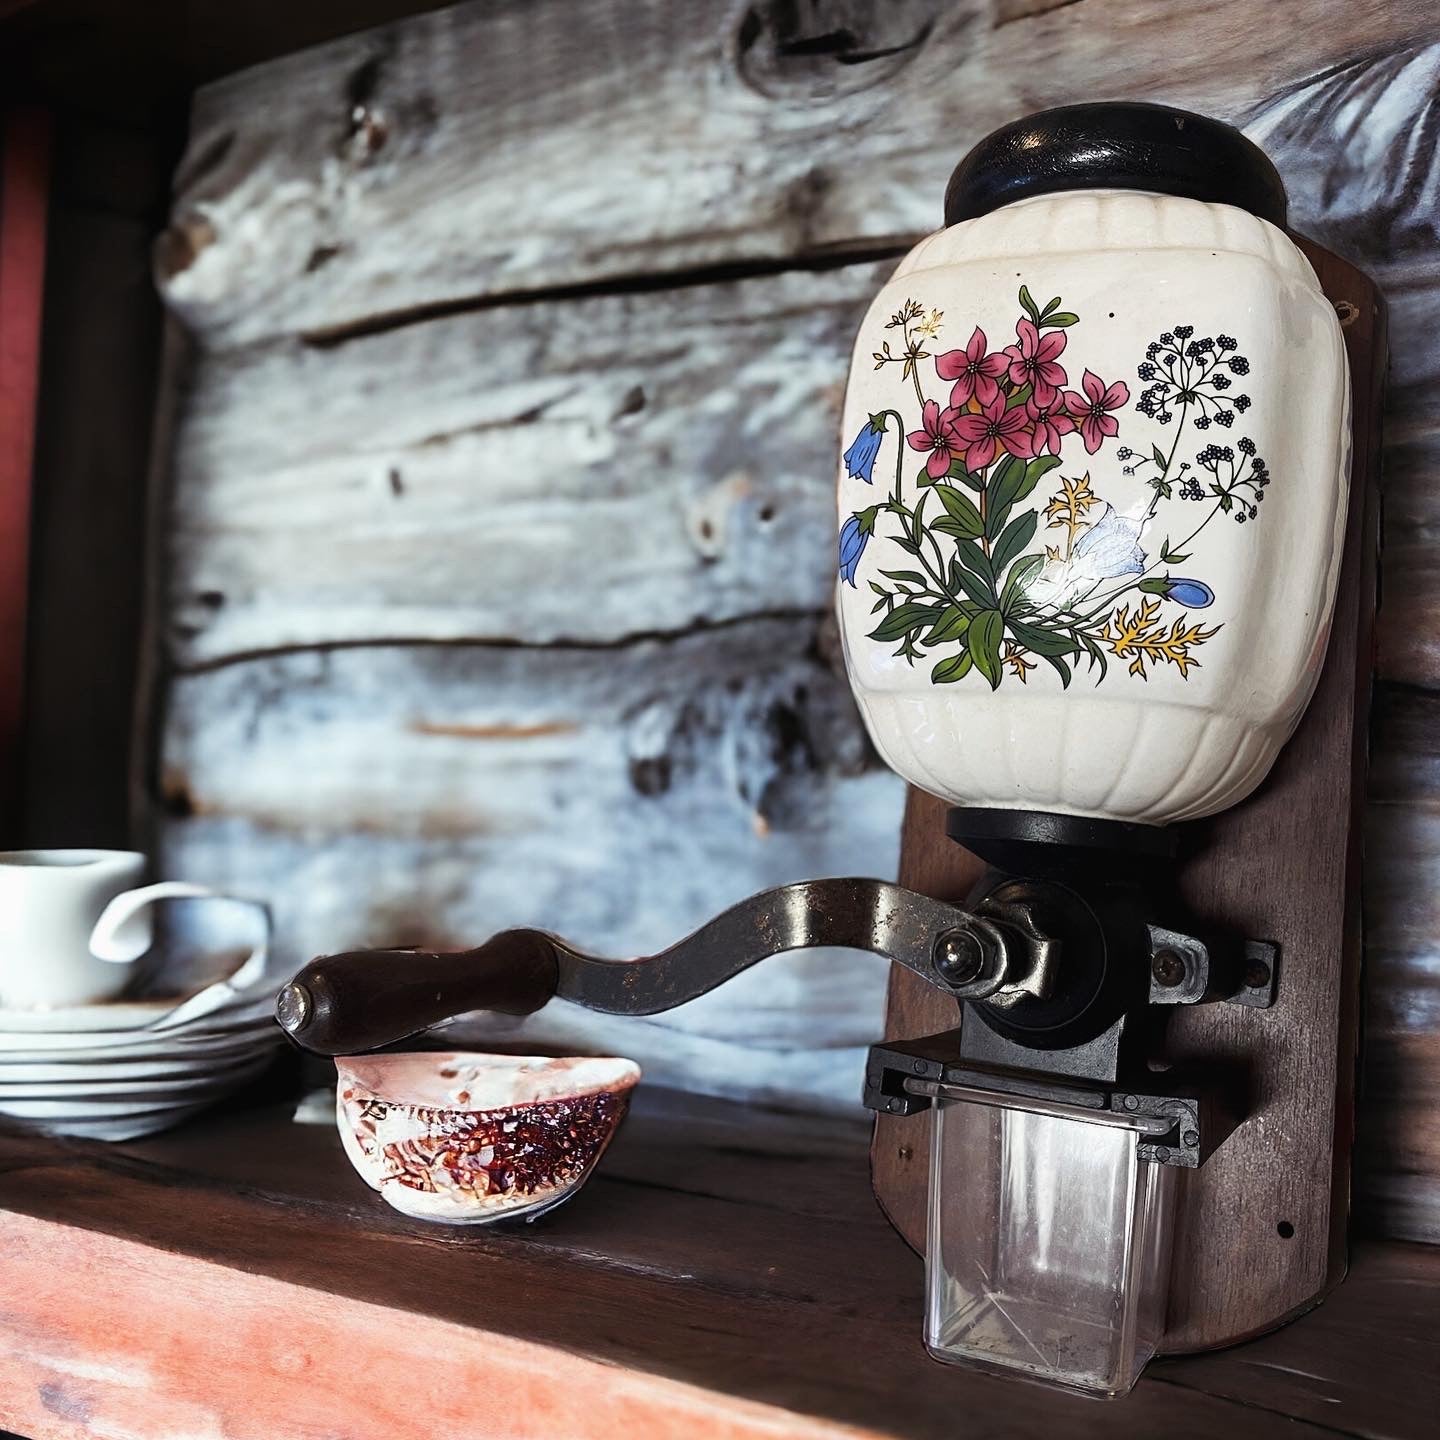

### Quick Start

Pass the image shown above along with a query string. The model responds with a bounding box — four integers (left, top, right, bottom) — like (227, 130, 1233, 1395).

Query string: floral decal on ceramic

(840, 289, 1268, 687)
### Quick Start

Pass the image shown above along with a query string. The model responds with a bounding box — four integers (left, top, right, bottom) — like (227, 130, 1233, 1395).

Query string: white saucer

(0, 997, 279, 1055)
(31, 1103, 214, 1141)
(0, 1054, 274, 1100)
(0, 1033, 280, 1082)
(0, 944, 254, 1036)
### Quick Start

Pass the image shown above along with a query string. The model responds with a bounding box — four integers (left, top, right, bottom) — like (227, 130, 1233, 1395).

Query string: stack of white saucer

(0, 941, 285, 1141)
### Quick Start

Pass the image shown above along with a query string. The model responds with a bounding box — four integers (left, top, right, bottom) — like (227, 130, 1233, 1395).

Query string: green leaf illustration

(880, 569, 929, 586)
(1041, 652, 1073, 687)
(946, 457, 983, 493)
(1152, 444, 1167, 470)
(1004, 383, 1033, 411)
(1040, 295, 1062, 320)
(1079, 631, 1109, 680)
(934, 517, 974, 542)
(935, 485, 984, 539)
(1018, 285, 1040, 323)
(869, 602, 944, 642)
(1008, 618, 1079, 657)
(969, 610, 1005, 689)
(952, 539, 998, 607)
(991, 512, 1038, 575)
(1043, 312, 1079, 327)
(1139, 577, 1170, 595)
(931, 652, 973, 684)
(986, 455, 1029, 534)
(1159, 539, 1191, 564)
(1000, 554, 1045, 614)
(923, 606, 972, 646)
(1017, 454, 1062, 504)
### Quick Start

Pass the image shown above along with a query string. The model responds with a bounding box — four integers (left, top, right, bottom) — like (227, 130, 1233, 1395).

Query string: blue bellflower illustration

(1069, 502, 1147, 582)
(839, 507, 879, 586)
(842, 413, 888, 484)
(1163, 577, 1215, 608)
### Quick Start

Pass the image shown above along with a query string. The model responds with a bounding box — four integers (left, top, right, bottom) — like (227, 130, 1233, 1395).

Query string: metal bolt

(934, 927, 985, 985)
(1152, 950, 1186, 988)
(912, 1059, 926, 1074)
(275, 982, 312, 1034)
(1121, 1094, 1140, 1112)
(1244, 957, 1272, 990)
(1182, 1129, 1200, 1149)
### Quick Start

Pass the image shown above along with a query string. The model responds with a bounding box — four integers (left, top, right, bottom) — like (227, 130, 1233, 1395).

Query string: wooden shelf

(0, 1082, 1435, 1440)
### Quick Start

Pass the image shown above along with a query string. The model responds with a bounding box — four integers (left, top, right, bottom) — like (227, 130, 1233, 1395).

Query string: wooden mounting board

(870, 238, 1386, 1355)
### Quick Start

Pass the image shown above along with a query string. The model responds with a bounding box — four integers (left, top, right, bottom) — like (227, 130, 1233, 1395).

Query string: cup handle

(89, 881, 222, 964)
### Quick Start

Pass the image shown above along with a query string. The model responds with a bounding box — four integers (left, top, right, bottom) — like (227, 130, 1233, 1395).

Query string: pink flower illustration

(935, 327, 1009, 409)
(1064, 369, 1130, 454)
(907, 399, 965, 480)
(952, 392, 1035, 471)
(1003, 319, 1069, 406)
(1025, 395, 1075, 456)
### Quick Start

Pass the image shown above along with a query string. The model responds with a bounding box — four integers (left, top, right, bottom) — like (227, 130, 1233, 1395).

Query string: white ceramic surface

(21, 1103, 213, 1141)
(0, 911, 282, 1140)
(0, 851, 269, 1010)
(0, 1045, 276, 1084)
(0, 1055, 274, 1102)
(0, 850, 148, 1007)
(835, 190, 1349, 825)
(335, 1052, 641, 1224)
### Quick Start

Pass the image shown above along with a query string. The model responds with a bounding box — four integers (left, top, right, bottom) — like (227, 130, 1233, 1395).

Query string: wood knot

(154, 212, 217, 281)
(734, 0, 937, 101)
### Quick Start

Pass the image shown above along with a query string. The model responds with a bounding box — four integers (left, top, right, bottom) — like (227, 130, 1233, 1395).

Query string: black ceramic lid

(943, 102, 1287, 229)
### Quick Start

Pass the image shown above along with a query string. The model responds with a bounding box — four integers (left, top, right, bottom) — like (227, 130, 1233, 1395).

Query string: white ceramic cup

(0, 850, 241, 1010)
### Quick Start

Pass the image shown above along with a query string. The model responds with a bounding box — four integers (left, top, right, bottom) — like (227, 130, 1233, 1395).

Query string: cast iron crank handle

(275, 877, 1040, 1057)
(275, 930, 560, 1057)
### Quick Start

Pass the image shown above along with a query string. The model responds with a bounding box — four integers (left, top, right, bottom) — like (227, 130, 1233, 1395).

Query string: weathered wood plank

(155, 40, 1440, 681)
(2, 1094, 1435, 1440)
(155, 0, 1437, 348)
(1246, 41, 1440, 689)
(159, 256, 1440, 693)
(163, 263, 882, 666)
(157, 622, 904, 1107)
(1360, 686, 1440, 1241)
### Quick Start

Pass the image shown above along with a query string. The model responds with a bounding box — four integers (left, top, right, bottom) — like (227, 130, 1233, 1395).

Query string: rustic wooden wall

(144, 0, 1440, 1232)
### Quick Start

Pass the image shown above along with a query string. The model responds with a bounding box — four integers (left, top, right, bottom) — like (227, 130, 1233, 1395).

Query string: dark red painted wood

(0, 106, 50, 840)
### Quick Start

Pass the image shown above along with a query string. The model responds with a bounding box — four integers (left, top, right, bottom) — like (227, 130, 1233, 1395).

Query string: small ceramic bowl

(335, 1051, 641, 1224)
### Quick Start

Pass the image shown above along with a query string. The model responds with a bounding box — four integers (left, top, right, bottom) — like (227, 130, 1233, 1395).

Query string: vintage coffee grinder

(277, 104, 1380, 1396)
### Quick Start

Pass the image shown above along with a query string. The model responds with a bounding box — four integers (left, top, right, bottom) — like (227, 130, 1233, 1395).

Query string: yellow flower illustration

(913, 308, 945, 339)
(1044, 472, 1101, 557)
(1002, 642, 1035, 683)
(1103, 598, 1220, 679)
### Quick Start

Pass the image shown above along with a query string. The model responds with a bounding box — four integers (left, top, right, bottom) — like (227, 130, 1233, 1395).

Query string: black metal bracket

(1146, 926, 1279, 1008)
(863, 1034, 1221, 1168)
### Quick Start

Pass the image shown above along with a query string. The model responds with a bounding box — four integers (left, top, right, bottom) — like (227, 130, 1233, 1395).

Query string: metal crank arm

(276, 878, 1052, 1057)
